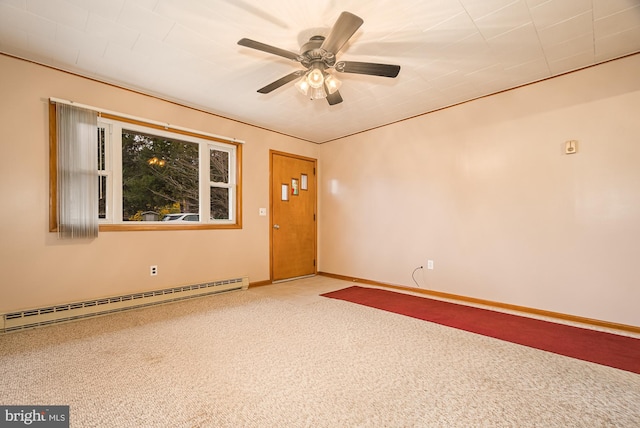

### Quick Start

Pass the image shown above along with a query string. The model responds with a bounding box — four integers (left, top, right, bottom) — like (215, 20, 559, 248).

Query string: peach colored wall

(0, 54, 318, 313)
(318, 54, 640, 327)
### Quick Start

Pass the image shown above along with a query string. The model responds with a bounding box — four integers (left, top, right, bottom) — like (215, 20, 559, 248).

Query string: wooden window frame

(49, 103, 242, 232)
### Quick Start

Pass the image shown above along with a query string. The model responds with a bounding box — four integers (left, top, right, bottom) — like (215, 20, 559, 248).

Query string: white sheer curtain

(56, 103, 98, 239)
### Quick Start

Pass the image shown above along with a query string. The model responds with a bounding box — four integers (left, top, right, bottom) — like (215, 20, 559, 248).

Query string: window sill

(99, 223, 241, 232)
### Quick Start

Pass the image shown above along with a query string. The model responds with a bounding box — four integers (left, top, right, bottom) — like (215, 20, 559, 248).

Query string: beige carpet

(1, 276, 639, 427)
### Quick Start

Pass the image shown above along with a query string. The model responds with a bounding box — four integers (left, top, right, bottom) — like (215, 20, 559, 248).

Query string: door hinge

(313, 259, 316, 267)
(313, 167, 316, 175)
(313, 214, 316, 221)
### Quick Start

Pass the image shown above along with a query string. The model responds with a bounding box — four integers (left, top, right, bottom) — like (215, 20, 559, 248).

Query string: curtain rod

(49, 97, 244, 145)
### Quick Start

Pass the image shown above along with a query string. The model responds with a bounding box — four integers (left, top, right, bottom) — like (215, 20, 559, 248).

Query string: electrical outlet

(150, 265, 158, 276)
(427, 260, 434, 270)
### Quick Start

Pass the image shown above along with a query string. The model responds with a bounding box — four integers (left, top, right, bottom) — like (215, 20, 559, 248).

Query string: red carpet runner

(321, 286, 640, 374)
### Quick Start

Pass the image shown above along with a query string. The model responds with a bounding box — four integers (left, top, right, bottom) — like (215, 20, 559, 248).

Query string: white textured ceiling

(1, 0, 640, 143)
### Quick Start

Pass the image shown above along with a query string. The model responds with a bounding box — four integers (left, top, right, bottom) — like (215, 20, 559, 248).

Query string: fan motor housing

(300, 36, 335, 68)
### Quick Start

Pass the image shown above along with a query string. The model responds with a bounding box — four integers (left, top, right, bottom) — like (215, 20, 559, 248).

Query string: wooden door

(270, 151, 317, 281)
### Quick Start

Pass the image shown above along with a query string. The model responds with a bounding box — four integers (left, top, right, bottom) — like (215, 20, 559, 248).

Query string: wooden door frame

(269, 150, 318, 282)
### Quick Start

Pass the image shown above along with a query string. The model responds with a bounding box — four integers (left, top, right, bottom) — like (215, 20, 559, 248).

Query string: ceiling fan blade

(335, 61, 401, 78)
(238, 38, 300, 61)
(257, 70, 305, 94)
(321, 12, 364, 54)
(325, 87, 343, 106)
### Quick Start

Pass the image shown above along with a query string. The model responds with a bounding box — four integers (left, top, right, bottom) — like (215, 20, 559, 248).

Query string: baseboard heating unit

(1, 276, 249, 334)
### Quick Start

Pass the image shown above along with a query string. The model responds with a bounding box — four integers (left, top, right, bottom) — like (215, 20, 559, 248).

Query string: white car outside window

(162, 214, 199, 222)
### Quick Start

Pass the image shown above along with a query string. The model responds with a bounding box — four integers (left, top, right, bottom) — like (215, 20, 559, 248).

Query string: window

(99, 118, 240, 229)
(50, 102, 242, 231)
(119, 127, 201, 222)
(98, 126, 109, 220)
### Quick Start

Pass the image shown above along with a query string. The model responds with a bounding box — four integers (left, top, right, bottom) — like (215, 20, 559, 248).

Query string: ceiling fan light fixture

(239, 12, 401, 106)
(307, 66, 325, 89)
(310, 86, 327, 100)
(295, 77, 310, 96)
(324, 73, 342, 94)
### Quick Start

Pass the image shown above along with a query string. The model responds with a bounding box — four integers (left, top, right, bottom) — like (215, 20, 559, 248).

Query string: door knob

(273, 224, 280, 229)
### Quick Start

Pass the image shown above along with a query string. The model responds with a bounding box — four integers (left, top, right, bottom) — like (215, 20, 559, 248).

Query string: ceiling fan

(237, 11, 401, 105)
